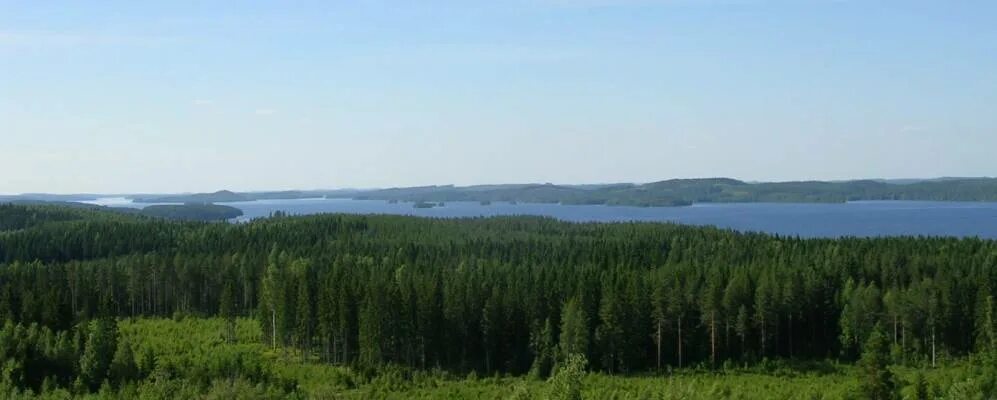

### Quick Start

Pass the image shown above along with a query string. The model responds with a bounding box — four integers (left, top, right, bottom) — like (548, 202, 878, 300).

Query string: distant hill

(132, 190, 250, 203)
(9, 177, 997, 209)
(0, 194, 100, 202)
(345, 177, 997, 206)
(131, 189, 338, 203)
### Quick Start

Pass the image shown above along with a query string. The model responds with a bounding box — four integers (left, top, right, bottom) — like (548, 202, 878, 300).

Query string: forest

(0, 202, 994, 399)
(0, 201, 243, 223)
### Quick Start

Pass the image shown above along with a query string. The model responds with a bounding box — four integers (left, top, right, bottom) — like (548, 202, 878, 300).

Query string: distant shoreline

(4, 176, 997, 208)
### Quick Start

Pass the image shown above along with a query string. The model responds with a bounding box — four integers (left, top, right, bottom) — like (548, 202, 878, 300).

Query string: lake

(83, 197, 997, 239)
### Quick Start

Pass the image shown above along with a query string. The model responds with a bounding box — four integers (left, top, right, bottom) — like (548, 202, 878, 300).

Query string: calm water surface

(85, 198, 997, 239)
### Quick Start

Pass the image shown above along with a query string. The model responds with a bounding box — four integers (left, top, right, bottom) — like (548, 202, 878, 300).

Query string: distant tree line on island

(351, 177, 997, 206)
(0, 203, 994, 395)
(110, 177, 997, 208)
(0, 201, 242, 223)
(139, 203, 243, 221)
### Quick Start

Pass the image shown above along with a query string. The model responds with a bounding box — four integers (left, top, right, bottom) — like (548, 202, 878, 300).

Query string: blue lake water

(84, 198, 997, 239)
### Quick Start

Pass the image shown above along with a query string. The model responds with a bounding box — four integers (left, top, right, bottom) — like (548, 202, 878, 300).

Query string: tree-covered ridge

(353, 177, 997, 206)
(12, 177, 997, 208)
(131, 190, 319, 203)
(1, 201, 244, 228)
(0, 203, 142, 232)
(0, 203, 90, 231)
(139, 203, 243, 221)
(132, 190, 251, 203)
(0, 203, 995, 397)
(114, 177, 997, 208)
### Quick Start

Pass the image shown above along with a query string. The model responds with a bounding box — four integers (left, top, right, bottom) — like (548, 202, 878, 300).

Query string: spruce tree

(857, 324, 896, 400)
(529, 318, 555, 379)
(110, 338, 138, 384)
(78, 318, 118, 391)
(559, 298, 589, 360)
(595, 287, 624, 374)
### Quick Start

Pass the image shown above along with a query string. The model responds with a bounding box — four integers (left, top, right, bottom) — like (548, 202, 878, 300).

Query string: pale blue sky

(2, 1, 995, 194)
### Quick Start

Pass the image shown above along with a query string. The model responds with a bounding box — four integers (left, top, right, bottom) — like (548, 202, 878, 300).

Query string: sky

(2, 1, 995, 194)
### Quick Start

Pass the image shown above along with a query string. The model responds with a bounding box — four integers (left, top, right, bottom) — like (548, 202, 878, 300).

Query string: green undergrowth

(123, 318, 997, 399)
(3, 317, 989, 399)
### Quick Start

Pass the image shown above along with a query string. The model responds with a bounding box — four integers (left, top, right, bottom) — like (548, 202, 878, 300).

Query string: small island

(140, 203, 243, 221)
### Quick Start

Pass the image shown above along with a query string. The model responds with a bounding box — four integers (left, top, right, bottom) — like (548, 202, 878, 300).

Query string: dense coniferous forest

(0, 203, 995, 398)
(0, 201, 243, 222)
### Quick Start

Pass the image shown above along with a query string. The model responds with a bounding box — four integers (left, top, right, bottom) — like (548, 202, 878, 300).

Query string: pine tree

(700, 279, 723, 365)
(219, 279, 237, 343)
(724, 271, 753, 361)
(667, 277, 686, 368)
(754, 276, 775, 358)
(481, 288, 503, 374)
(735, 305, 750, 361)
(651, 281, 668, 370)
(358, 288, 385, 368)
(260, 246, 283, 350)
(781, 272, 802, 358)
(295, 266, 314, 359)
(595, 286, 624, 374)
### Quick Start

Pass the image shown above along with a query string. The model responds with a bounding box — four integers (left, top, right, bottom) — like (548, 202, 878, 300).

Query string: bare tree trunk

(901, 321, 906, 356)
(740, 333, 746, 364)
(725, 321, 730, 354)
(677, 318, 683, 369)
(656, 321, 662, 369)
(710, 312, 717, 365)
(325, 336, 331, 363)
(485, 350, 491, 375)
(761, 317, 765, 357)
(271, 309, 277, 350)
(931, 325, 935, 368)
(892, 315, 898, 344)
(787, 315, 793, 358)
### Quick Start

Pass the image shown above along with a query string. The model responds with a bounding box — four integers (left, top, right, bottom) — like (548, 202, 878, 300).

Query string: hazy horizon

(4, 1, 996, 194)
(5, 175, 997, 197)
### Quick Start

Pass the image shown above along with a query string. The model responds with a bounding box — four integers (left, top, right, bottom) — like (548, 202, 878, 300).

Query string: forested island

(129, 190, 352, 204)
(93, 177, 997, 208)
(0, 202, 994, 398)
(139, 203, 243, 221)
(350, 177, 997, 206)
(0, 201, 242, 223)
